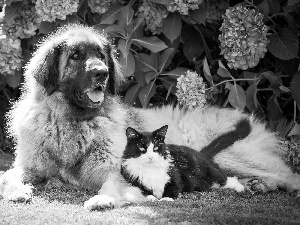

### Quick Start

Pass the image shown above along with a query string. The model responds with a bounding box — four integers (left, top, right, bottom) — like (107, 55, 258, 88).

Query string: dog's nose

(86, 58, 108, 76)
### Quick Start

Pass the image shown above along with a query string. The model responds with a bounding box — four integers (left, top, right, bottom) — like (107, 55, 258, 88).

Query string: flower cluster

(35, 0, 79, 22)
(206, 0, 229, 23)
(167, 0, 204, 15)
(219, 5, 269, 70)
(176, 70, 206, 110)
(88, 0, 115, 14)
(0, 29, 22, 75)
(282, 137, 300, 166)
(6, 2, 42, 39)
(137, 0, 168, 34)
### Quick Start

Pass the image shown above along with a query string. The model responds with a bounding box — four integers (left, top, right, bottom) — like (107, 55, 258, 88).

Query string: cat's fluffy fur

(0, 24, 299, 210)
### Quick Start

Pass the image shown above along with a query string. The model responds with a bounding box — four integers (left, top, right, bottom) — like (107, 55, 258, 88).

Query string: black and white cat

(121, 118, 251, 200)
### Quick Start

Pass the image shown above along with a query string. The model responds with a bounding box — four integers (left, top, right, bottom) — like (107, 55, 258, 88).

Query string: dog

(0, 24, 299, 210)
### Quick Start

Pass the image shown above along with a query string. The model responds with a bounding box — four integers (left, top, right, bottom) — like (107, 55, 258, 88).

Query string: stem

(2, 88, 11, 100)
(294, 100, 297, 122)
(204, 78, 260, 91)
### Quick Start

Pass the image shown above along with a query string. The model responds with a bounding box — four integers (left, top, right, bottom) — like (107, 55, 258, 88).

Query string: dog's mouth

(75, 84, 106, 108)
(86, 85, 105, 103)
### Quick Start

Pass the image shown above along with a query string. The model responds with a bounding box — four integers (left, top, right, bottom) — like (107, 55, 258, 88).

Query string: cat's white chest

(122, 151, 172, 199)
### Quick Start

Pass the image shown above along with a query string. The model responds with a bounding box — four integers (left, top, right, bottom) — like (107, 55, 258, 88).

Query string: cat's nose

(148, 156, 154, 161)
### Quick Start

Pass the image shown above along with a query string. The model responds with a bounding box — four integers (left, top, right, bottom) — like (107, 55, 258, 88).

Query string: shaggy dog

(0, 24, 299, 210)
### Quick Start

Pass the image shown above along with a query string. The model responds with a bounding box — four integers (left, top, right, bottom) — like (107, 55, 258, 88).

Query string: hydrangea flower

(35, 0, 79, 22)
(88, 0, 115, 14)
(219, 5, 269, 70)
(6, 1, 42, 39)
(167, 0, 204, 15)
(176, 70, 206, 110)
(0, 33, 22, 76)
(137, 0, 168, 34)
(206, 0, 229, 23)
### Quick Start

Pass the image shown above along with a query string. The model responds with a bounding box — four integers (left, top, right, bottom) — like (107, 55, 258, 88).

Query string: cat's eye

(153, 147, 158, 151)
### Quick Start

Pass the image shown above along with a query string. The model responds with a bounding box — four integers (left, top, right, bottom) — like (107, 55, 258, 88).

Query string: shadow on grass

(1, 186, 300, 224)
(1, 154, 300, 224)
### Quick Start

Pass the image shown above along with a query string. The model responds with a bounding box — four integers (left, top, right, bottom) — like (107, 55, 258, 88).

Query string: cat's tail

(201, 117, 251, 159)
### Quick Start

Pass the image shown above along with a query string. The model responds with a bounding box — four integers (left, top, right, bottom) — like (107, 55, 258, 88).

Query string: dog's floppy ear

(105, 43, 124, 95)
(27, 43, 62, 95)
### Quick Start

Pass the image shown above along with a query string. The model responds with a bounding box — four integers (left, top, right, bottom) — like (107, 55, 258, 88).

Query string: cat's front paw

(159, 197, 174, 202)
(84, 194, 115, 211)
(146, 195, 157, 202)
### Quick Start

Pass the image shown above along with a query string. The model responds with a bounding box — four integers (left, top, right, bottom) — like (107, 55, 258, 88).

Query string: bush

(0, 0, 299, 159)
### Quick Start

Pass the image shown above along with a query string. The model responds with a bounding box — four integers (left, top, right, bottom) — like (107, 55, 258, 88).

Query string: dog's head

(24, 24, 123, 109)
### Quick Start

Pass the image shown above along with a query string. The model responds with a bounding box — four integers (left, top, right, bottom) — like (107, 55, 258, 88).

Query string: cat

(121, 118, 251, 200)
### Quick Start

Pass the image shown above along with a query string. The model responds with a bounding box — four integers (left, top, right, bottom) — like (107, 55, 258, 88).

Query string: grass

(1, 153, 300, 224)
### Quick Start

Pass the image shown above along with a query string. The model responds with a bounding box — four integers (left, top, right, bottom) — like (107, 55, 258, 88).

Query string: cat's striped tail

(201, 118, 251, 159)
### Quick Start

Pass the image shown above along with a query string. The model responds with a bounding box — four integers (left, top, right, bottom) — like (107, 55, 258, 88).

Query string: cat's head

(123, 125, 169, 163)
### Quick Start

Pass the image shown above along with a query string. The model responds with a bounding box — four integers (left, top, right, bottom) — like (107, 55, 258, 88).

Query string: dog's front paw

(84, 194, 115, 211)
(7, 184, 33, 203)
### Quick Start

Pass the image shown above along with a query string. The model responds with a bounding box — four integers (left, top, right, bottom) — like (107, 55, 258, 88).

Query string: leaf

(203, 57, 213, 85)
(158, 48, 174, 73)
(132, 36, 167, 53)
(6, 70, 21, 88)
(158, 76, 177, 99)
(189, 4, 206, 25)
(100, 4, 123, 24)
(145, 71, 157, 83)
(162, 13, 182, 43)
(291, 70, 300, 106)
(104, 24, 126, 37)
(134, 66, 146, 87)
(228, 83, 246, 110)
(267, 95, 282, 121)
(161, 67, 189, 78)
(119, 4, 134, 27)
(118, 38, 132, 57)
(217, 61, 232, 78)
(258, 0, 269, 19)
(120, 52, 135, 77)
(246, 84, 258, 112)
(4, 1, 22, 26)
(124, 84, 140, 106)
(267, 27, 299, 60)
(243, 71, 259, 84)
(288, 0, 300, 6)
(261, 71, 281, 84)
(38, 21, 56, 35)
(182, 36, 204, 62)
(149, 0, 169, 4)
(288, 122, 300, 136)
(138, 81, 156, 108)
(135, 53, 158, 73)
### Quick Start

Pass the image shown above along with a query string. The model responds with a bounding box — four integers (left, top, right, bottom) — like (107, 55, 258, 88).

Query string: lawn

(1, 152, 300, 225)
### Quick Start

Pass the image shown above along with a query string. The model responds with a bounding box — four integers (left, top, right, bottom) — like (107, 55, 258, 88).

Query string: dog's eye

(70, 52, 80, 60)
(96, 48, 105, 59)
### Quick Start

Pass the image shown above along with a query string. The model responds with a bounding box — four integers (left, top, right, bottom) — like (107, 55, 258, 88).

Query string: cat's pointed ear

(154, 125, 168, 138)
(126, 127, 140, 139)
